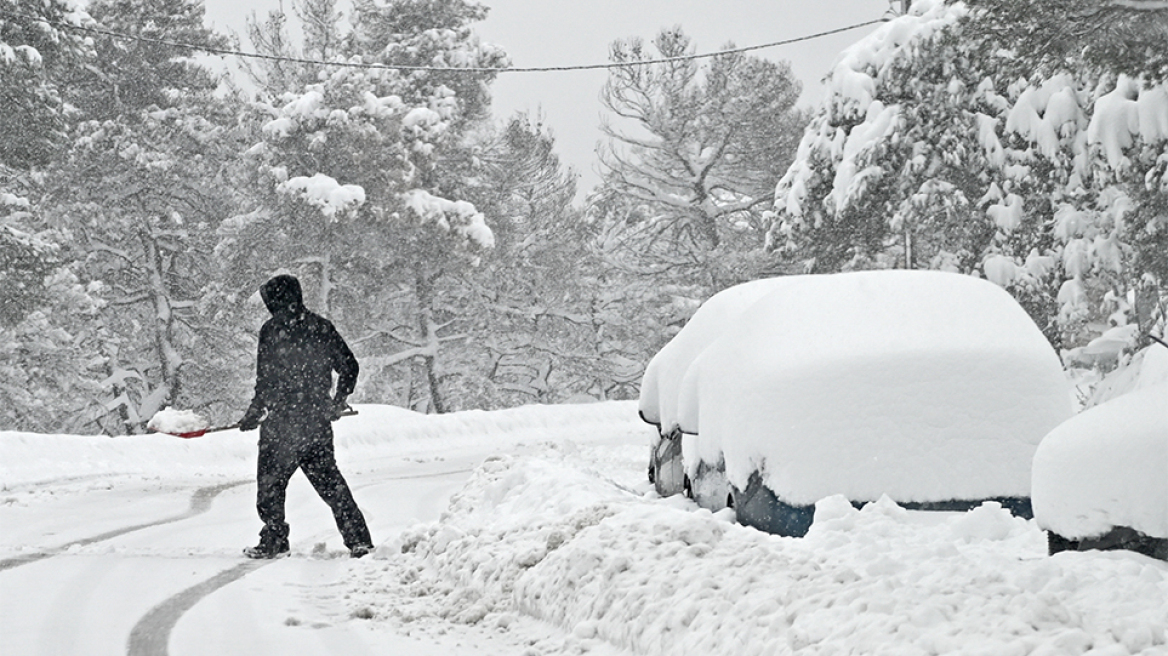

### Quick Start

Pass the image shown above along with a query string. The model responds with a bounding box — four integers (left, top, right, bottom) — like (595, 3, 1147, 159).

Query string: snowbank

(677, 270, 1073, 506)
(1032, 382, 1168, 540)
(358, 453, 1168, 656)
(638, 277, 792, 434)
(0, 401, 641, 488)
(5, 399, 1166, 654)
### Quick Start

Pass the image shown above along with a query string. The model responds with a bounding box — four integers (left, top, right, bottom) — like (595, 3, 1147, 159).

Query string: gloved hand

(239, 404, 265, 431)
(329, 396, 351, 422)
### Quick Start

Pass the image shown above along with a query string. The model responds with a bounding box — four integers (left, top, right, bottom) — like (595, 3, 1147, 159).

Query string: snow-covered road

(0, 458, 475, 655)
(0, 403, 645, 655)
(2, 401, 1166, 655)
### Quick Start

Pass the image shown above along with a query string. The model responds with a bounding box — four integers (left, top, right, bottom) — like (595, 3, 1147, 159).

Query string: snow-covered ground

(2, 401, 1166, 655)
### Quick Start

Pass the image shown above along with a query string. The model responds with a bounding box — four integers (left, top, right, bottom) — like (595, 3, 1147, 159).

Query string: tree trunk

(413, 265, 447, 414)
(142, 228, 182, 422)
(316, 251, 333, 317)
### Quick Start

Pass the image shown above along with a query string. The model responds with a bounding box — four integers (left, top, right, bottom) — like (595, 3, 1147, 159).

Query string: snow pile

(353, 453, 1168, 656)
(403, 107, 442, 128)
(828, 0, 961, 114)
(638, 277, 791, 433)
(401, 107, 448, 147)
(146, 408, 209, 435)
(262, 85, 405, 139)
(5, 399, 1167, 653)
(827, 100, 900, 214)
(1032, 382, 1168, 540)
(277, 173, 366, 219)
(1, 43, 42, 66)
(262, 90, 325, 139)
(678, 270, 1073, 506)
(1005, 74, 1084, 161)
(1, 192, 30, 209)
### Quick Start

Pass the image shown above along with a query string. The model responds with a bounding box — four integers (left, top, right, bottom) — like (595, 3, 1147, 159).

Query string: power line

(1, 8, 884, 74)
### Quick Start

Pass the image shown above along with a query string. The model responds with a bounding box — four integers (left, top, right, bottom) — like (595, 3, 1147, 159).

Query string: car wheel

(1048, 531, 1079, 555)
(726, 492, 735, 509)
(683, 475, 693, 499)
(648, 463, 655, 484)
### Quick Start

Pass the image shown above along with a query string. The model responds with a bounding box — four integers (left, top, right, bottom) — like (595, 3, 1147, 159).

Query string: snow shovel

(150, 407, 358, 439)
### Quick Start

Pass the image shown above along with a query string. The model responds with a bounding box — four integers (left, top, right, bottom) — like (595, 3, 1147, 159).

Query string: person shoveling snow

(235, 273, 374, 560)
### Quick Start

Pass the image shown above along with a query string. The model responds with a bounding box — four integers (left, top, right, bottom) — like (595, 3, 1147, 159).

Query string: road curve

(124, 465, 475, 656)
(0, 481, 249, 572)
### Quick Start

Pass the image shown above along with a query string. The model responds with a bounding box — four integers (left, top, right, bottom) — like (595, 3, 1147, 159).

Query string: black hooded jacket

(249, 274, 358, 415)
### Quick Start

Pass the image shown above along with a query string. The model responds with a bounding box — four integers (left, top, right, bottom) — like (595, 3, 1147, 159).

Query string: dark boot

(243, 538, 290, 559)
(349, 543, 374, 559)
(245, 523, 290, 559)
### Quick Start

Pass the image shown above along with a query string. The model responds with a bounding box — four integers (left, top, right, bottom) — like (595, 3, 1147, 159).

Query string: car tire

(683, 475, 693, 499)
(648, 463, 655, 484)
(1048, 531, 1079, 555)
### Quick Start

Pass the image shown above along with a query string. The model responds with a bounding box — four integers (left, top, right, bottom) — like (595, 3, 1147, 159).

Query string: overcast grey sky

(201, 0, 891, 195)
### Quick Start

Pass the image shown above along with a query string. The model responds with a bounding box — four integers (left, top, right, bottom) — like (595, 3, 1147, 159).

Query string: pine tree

(965, 0, 1168, 83)
(225, 0, 505, 413)
(460, 114, 647, 405)
(0, 0, 93, 168)
(65, 0, 229, 121)
(241, 0, 343, 98)
(593, 26, 806, 367)
(0, 188, 106, 432)
(599, 28, 804, 255)
(38, 0, 247, 432)
(771, 0, 1168, 358)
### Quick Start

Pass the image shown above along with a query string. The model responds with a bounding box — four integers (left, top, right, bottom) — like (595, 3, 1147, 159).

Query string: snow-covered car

(1032, 377, 1168, 560)
(672, 269, 1074, 536)
(638, 277, 791, 497)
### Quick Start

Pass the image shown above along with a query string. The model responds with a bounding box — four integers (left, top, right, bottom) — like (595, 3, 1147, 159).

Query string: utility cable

(0, 8, 884, 74)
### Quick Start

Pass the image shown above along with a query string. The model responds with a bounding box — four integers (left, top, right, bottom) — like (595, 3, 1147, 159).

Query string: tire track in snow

(126, 560, 274, 656)
(125, 466, 476, 656)
(0, 480, 250, 571)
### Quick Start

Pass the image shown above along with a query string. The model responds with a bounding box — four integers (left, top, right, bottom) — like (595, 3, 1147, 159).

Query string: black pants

(256, 410, 371, 550)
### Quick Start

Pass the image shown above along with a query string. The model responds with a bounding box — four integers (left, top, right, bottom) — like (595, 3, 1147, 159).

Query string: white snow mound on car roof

(638, 277, 792, 433)
(1032, 381, 1168, 540)
(677, 269, 1074, 506)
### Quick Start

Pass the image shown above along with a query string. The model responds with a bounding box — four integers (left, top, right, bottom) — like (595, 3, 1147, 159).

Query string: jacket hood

(260, 274, 304, 317)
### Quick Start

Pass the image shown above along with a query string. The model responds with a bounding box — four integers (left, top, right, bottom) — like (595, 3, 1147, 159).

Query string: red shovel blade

(151, 424, 236, 439)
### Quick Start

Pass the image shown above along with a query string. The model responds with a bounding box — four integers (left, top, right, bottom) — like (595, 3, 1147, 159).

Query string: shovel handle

(156, 408, 358, 438)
